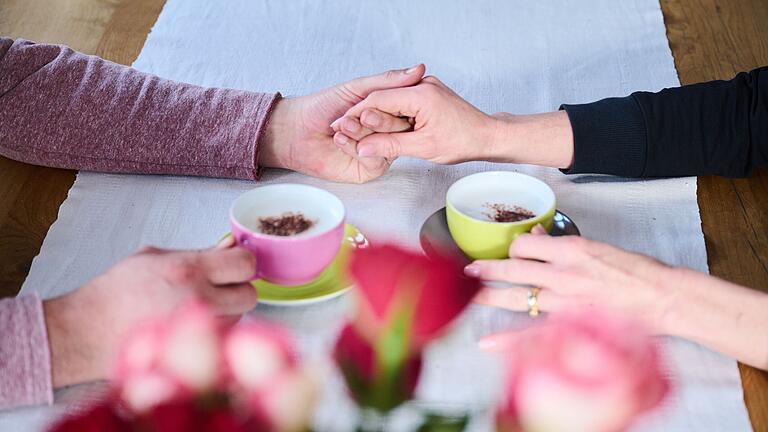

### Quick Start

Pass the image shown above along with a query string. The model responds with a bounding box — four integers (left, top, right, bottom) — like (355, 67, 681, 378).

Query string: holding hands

(331, 72, 575, 170)
(331, 76, 495, 164)
(259, 65, 425, 184)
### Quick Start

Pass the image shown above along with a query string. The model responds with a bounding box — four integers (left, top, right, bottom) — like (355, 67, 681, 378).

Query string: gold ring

(527, 287, 541, 318)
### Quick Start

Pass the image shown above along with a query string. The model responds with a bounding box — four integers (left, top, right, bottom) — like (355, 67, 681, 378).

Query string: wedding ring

(527, 287, 541, 318)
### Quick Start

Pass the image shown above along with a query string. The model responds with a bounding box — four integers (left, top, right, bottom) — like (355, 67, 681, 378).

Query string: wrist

(484, 113, 518, 163)
(649, 266, 692, 336)
(656, 268, 768, 368)
(44, 289, 108, 388)
(259, 98, 295, 171)
(486, 111, 575, 169)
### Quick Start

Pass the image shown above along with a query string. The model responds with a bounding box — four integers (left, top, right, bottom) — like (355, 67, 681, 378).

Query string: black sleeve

(560, 66, 768, 178)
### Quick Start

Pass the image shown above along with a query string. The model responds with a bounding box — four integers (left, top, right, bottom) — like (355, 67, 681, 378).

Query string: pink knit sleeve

(0, 37, 280, 180)
(0, 293, 53, 410)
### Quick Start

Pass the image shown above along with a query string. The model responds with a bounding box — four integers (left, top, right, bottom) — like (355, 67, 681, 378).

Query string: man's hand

(43, 245, 257, 388)
(258, 65, 425, 184)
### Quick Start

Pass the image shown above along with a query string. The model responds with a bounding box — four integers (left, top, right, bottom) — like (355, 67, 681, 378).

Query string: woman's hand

(467, 229, 768, 370)
(465, 230, 679, 333)
(43, 243, 257, 388)
(330, 76, 575, 169)
(258, 65, 425, 184)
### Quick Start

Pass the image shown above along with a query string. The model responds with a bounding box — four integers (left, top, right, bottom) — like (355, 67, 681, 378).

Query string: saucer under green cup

(446, 171, 556, 260)
(223, 224, 367, 306)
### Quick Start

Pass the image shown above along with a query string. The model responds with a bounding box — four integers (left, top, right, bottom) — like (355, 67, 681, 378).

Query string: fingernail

(362, 111, 380, 127)
(343, 118, 360, 133)
(405, 64, 420, 74)
(216, 234, 235, 249)
(330, 118, 341, 129)
(464, 264, 481, 277)
(358, 146, 376, 157)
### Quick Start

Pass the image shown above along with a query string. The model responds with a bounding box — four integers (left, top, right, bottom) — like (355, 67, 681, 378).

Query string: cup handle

(236, 236, 263, 281)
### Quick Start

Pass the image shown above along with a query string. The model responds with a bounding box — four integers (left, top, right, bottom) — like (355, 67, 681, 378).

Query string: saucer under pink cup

(229, 184, 346, 286)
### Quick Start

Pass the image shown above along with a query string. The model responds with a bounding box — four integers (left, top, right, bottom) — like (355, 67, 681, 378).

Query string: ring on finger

(527, 287, 541, 318)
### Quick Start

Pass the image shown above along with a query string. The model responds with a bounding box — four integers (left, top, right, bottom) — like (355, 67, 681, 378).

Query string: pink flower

(249, 369, 318, 432)
(223, 321, 296, 391)
(79, 301, 317, 431)
(159, 302, 224, 392)
(111, 318, 185, 412)
(224, 321, 317, 432)
(349, 244, 481, 349)
(496, 310, 671, 432)
(333, 323, 422, 412)
(111, 302, 225, 412)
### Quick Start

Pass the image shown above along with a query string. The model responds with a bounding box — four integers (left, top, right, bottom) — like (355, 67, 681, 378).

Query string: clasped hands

(259, 64, 575, 184)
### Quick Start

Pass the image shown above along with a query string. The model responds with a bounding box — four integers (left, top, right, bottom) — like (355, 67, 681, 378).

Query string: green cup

(446, 171, 556, 259)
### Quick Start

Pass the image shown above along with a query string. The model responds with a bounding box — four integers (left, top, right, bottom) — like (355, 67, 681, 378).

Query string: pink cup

(229, 184, 346, 285)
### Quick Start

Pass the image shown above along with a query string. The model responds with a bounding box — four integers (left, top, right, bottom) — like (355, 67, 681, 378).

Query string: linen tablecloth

(4, 0, 751, 430)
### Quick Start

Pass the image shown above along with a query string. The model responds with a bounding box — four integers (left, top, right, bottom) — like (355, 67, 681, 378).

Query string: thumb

(340, 64, 425, 100)
(356, 132, 422, 160)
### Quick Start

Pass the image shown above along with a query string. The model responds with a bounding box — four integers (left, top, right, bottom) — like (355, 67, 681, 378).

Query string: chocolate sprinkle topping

(483, 203, 536, 223)
(258, 212, 315, 236)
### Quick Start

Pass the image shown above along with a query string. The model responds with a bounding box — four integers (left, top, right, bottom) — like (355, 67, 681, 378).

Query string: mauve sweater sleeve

(0, 37, 280, 179)
(0, 294, 53, 410)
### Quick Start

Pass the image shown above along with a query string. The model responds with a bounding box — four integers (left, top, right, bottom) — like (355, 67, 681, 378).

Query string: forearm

(662, 269, 768, 370)
(0, 38, 279, 180)
(487, 111, 574, 169)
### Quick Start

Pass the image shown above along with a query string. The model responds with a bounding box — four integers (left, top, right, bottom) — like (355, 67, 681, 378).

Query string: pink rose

(159, 302, 224, 391)
(224, 321, 317, 432)
(73, 301, 318, 431)
(111, 302, 225, 412)
(223, 321, 296, 391)
(249, 369, 318, 432)
(496, 310, 670, 432)
(111, 318, 185, 412)
(349, 244, 481, 349)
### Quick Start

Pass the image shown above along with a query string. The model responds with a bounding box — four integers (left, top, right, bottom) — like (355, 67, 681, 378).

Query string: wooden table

(1, 0, 766, 429)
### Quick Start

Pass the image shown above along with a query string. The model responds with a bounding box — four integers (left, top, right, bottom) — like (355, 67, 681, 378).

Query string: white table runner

(4, 0, 751, 430)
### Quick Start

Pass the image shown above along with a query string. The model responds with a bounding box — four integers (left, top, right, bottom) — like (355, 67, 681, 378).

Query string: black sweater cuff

(560, 95, 648, 177)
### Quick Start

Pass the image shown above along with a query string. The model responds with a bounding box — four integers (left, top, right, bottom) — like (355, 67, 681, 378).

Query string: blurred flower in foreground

(49, 301, 316, 432)
(334, 323, 423, 412)
(335, 244, 481, 416)
(348, 244, 481, 350)
(494, 310, 671, 432)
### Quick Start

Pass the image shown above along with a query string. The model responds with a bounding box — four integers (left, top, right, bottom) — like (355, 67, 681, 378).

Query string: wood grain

(660, 0, 768, 430)
(0, 0, 766, 428)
